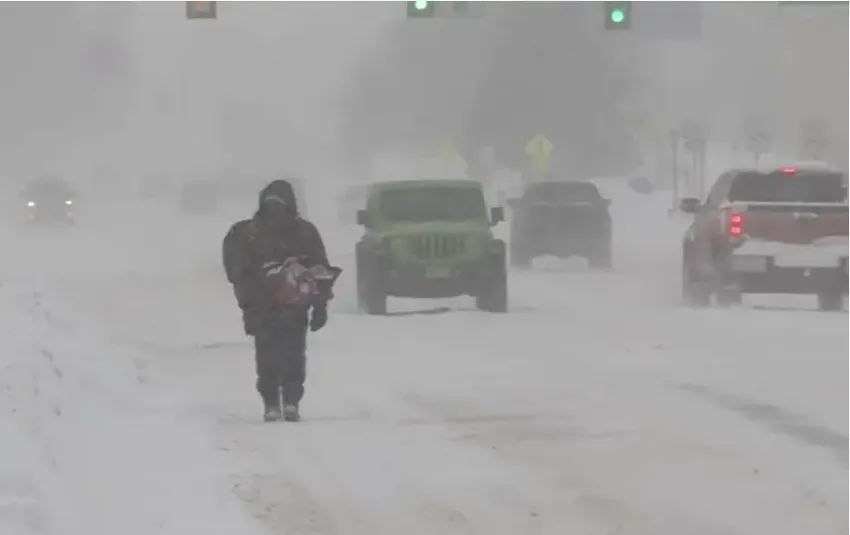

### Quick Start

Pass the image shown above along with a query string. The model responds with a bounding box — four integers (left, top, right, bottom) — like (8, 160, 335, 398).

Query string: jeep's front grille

(408, 235, 466, 260)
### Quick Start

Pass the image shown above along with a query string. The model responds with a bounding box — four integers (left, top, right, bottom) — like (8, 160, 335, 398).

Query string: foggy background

(0, 5, 847, 532)
(0, 2, 846, 200)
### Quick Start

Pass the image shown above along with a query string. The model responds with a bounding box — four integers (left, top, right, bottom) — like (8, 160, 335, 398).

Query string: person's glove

(309, 305, 328, 332)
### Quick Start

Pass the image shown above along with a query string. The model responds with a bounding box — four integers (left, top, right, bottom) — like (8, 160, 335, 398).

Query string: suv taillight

(729, 212, 743, 238)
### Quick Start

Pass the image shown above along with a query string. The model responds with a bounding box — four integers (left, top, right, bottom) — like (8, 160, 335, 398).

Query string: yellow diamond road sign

(436, 138, 467, 176)
(525, 134, 553, 172)
(437, 138, 458, 162)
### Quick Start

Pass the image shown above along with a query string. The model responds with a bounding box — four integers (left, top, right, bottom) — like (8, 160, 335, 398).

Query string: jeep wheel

(355, 244, 387, 315)
(716, 288, 742, 307)
(476, 253, 508, 313)
(817, 292, 843, 312)
(587, 242, 612, 270)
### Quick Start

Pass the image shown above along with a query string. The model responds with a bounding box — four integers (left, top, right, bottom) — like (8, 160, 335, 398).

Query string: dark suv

(508, 180, 612, 268)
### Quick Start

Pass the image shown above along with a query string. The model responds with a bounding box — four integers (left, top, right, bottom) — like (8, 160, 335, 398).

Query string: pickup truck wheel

(716, 288, 742, 307)
(817, 293, 843, 312)
(356, 245, 387, 315)
(476, 253, 508, 313)
(682, 260, 711, 307)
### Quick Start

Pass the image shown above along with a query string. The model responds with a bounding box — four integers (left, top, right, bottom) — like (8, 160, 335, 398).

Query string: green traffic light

(610, 8, 625, 23)
(414, 0, 429, 10)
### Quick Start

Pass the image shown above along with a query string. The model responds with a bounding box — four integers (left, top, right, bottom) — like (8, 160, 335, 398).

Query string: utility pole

(669, 128, 680, 210)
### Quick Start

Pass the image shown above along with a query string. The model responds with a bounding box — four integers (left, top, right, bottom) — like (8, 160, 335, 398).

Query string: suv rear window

(728, 171, 848, 203)
(523, 182, 602, 203)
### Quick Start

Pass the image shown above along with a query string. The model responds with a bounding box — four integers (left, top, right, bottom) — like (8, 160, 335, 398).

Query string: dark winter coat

(222, 180, 328, 330)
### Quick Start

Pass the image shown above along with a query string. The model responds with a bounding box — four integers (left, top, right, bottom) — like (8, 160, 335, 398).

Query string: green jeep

(355, 179, 508, 315)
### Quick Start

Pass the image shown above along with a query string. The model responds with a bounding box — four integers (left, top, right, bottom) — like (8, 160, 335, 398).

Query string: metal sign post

(743, 114, 772, 168)
(800, 120, 829, 160)
(680, 120, 708, 198)
(669, 128, 680, 209)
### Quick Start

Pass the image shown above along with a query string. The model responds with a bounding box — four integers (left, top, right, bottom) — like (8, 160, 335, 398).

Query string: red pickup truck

(680, 166, 848, 311)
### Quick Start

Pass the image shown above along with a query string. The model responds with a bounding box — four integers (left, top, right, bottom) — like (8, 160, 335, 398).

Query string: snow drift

(0, 282, 264, 535)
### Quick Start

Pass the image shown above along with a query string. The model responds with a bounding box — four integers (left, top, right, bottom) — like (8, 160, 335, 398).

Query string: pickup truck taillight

(728, 212, 743, 239)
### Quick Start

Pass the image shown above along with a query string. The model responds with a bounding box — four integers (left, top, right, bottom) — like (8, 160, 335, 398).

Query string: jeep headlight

(27, 201, 35, 207)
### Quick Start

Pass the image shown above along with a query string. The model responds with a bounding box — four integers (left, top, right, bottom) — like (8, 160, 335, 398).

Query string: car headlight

(27, 201, 35, 207)
(65, 200, 73, 205)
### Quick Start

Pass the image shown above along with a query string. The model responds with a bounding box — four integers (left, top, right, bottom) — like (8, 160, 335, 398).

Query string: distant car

(21, 178, 77, 226)
(680, 165, 849, 310)
(179, 181, 218, 215)
(507, 181, 612, 268)
(338, 184, 370, 224)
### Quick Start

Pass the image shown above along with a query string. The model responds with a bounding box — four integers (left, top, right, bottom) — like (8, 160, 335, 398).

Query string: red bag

(263, 257, 342, 307)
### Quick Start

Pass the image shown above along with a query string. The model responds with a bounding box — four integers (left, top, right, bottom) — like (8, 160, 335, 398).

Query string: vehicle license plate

(731, 255, 768, 273)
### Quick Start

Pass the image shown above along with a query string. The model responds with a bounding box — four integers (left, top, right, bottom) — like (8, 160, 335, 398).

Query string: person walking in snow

(222, 179, 340, 422)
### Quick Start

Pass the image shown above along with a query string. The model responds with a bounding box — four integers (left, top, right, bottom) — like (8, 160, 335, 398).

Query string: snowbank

(0, 283, 264, 535)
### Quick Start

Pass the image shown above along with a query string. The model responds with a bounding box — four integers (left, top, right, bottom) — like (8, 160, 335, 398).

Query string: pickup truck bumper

(724, 255, 848, 295)
(512, 229, 610, 257)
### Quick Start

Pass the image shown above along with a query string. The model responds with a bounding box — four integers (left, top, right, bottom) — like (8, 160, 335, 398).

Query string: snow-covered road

(1, 192, 846, 534)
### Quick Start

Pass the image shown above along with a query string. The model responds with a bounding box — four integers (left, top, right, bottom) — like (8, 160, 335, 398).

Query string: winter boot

(263, 404, 282, 422)
(282, 403, 300, 422)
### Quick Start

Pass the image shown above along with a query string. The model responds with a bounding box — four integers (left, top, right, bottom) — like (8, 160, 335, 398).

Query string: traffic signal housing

(407, 0, 436, 18)
(186, 1, 217, 20)
(604, 1, 631, 30)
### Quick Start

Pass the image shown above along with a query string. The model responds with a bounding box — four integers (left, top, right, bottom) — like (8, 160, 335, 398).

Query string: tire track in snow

(674, 382, 848, 466)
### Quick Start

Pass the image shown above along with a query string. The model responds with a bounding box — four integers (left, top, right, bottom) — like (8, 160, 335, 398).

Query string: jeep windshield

(728, 170, 848, 203)
(379, 187, 486, 222)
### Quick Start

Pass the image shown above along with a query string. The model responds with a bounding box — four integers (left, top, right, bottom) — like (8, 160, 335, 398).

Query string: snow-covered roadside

(0, 282, 266, 535)
(0, 409, 79, 535)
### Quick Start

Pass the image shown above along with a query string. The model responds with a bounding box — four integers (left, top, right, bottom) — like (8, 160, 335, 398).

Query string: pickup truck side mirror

(679, 197, 701, 214)
(356, 209, 371, 227)
(489, 206, 505, 225)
